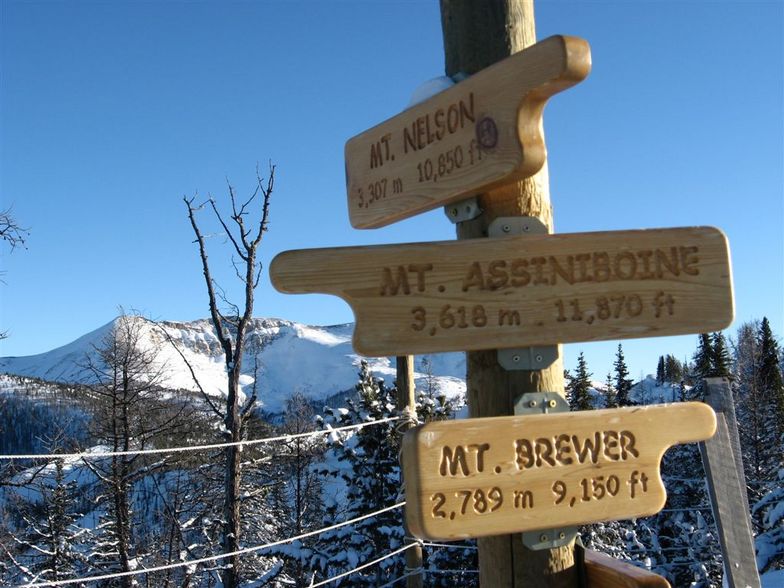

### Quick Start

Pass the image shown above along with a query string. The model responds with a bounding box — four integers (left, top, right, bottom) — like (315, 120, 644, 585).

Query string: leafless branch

(152, 321, 225, 420)
(0, 208, 28, 251)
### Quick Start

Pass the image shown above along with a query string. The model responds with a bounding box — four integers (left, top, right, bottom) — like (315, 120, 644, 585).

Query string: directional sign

(269, 226, 734, 357)
(401, 403, 717, 541)
(344, 35, 591, 229)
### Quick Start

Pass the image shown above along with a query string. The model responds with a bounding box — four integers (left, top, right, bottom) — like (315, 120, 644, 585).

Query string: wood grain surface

(584, 549, 671, 587)
(270, 226, 734, 356)
(344, 35, 590, 229)
(401, 403, 716, 541)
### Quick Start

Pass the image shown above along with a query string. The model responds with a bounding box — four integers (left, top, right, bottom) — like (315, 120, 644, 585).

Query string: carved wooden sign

(401, 403, 716, 541)
(270, 226, 734, 357)
(344, 35, 591, 229)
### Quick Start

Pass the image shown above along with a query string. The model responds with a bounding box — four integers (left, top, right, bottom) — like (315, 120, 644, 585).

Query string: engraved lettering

(498, 308, 521, 326)
(407, 263, 434, 292)
(602, 431, 620, 461)
(550, 255, 576, 285)
(434, 108, 445, 140)
(636, 250, 655, 279)
(574, 253, 591, 283)
(487, 260, 508, 290)
(403, 126, 416, 154)
(534, 438, 556, 467)
(572, 432, 601, 464)
(514, 489, 534, 509)
(515, 439, 535, 469)
(655, 247, 680, 278)
(555, 434, 573, 465)
(614, 251, 637, 280)
(620, 431, 639, 459)
(439, 445, 470, 476)
(462, 262, 485, 292)
(468, 443, 491, 473)
(402, 93, 476, 154)
(680, 246, 700, 275)
(530, 256, 548, 285)
(510, 259, 530, 287)
(592, 252, 611, 282)
(379, 266, 410, 296)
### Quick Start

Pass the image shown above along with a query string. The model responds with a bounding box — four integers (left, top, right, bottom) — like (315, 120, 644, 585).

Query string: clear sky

(1, 0, 782, 382)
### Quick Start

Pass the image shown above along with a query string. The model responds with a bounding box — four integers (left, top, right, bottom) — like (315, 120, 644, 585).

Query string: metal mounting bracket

(498, 346, 559, 371)
(514, 392, 578, 551)
(444, 196, 482, 223)
(488, 217, 558, 371)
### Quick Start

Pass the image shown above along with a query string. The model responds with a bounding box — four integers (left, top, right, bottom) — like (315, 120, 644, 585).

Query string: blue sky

(1, 0, 782, 381)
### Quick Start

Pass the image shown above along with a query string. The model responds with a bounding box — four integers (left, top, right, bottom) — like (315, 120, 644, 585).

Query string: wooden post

(440, 1, 576, 586)
(397, 355, 424, 588)
(699, 378, 761, 588)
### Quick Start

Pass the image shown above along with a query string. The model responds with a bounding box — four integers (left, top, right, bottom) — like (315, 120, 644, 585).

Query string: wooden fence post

(397, 355, 424, 588)
(699, 377, 761, 588)
(439, 1, 576, 586)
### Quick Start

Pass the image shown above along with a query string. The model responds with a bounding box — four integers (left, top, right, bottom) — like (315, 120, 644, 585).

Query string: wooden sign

(269, 226, 734, 357)
(344, 35, 591, 229)
(401, 403, 716, 541)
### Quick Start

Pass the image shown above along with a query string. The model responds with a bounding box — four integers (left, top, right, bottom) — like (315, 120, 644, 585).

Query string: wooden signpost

(270, 226, 733, 356)
(344, 35, 590, 229)
(271, 3, 736, 585)
(401, 403, 716, 541)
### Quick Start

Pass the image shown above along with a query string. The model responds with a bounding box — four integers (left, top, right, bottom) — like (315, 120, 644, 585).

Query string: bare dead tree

(0, 207, 28, 251)
(183, 164, 274, 588)
(0, 207, 28, 339)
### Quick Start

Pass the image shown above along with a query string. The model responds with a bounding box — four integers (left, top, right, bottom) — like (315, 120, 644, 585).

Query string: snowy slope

(0, 316, 466, 413)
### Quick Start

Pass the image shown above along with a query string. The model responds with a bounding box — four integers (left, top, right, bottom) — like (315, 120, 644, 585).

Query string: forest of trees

(0, 316, 781, 586)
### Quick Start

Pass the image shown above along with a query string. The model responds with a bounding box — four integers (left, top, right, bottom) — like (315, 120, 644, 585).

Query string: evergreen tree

(270, 393, 325, 586)
(757, 317, 784, 436)
(693, 334, 713, 379)
(0, 439, 89, 586)
(613, 344, 633, 407)
(753, 469, 784, 573)
(710, 332, 731, 378)
(603, 372, 618, 409)
(687, 334, 714, 401)
(567, 353, 593, 411)
(664, 354, 683, 384)
(309, 362, 405, 585)
(732, 319, 784, 572)
(656, 356, 665, 385)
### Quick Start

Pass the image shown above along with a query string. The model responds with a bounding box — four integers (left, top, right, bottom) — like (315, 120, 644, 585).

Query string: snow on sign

(269, 226, 734, 357)
(344, 35, 591, 229)
(401, 403, 717, 541)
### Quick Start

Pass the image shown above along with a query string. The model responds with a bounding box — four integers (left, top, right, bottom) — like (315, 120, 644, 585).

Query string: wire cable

(14, 502, 405, 588)
(308, 543, 416, 588)
(0, 416, 401, 461)
(419, 541, 477, 551)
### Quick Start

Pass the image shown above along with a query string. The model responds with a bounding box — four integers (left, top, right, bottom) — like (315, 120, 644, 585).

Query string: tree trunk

(222, 369, 242, 588)
(440, 1, 576, 586)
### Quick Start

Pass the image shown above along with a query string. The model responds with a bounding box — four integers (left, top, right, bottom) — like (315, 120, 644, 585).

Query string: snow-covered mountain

(0, 316, 466, 413)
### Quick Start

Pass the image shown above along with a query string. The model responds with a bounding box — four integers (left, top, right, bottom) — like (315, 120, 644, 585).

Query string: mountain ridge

(0, 316, 466, 413)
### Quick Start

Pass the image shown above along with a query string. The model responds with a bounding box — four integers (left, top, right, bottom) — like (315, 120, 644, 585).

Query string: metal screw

(539, 534, 548, 542)
(450, 207, 458, 217)
(512, 354, 520, 363)
(548, 400, 557, 408)
(559, 532, 566, 539)
(502, 224, 511, 233)
(523, 224, 531, 232)
(535, 354, 543, 362)
(528, 400, 536, 408)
